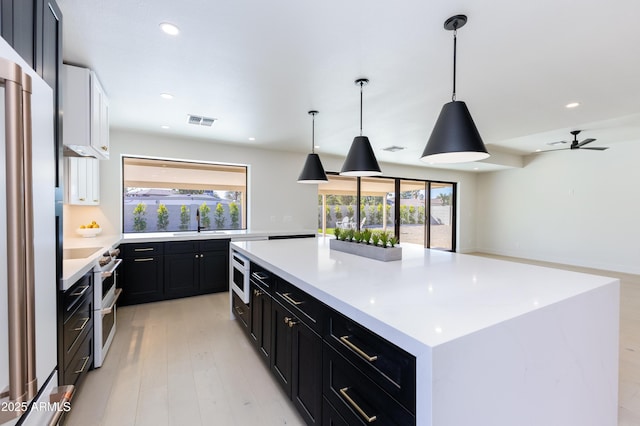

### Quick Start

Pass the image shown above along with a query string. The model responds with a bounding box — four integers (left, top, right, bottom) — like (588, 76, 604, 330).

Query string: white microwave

(231, 251, 250, 303)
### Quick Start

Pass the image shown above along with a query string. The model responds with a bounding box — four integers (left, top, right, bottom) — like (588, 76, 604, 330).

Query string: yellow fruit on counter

(91, 220, 97, 225)
(80, 225, 86, 229)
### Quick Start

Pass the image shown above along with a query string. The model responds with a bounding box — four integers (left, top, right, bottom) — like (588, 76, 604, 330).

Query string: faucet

(196, 208, 203, 232)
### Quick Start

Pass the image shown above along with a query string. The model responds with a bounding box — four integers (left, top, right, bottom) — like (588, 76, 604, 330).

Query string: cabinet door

(291, 318, 322, 425)
(90, 74, 109, 158)
(35, 0, 63, 187)
(199, 249, 228, 293)
(271, 300, 293, 397)
(120, 256, 164, 305)
(164, 253, 198, 298)
(250, 282, 272, 365)
(1, 0, 35, 67)
(66, 157, 99, 205)
(76, 157, 88, 202)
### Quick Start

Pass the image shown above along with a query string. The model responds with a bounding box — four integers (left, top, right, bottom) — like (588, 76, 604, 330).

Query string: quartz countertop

(231, 237, 618, 353)
(62, 229, 316, 290)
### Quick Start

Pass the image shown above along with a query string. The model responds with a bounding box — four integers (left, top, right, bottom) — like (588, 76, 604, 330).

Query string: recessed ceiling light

(248, 137, 256, 141)
(473, 167, 479, 170)
(159, 22, 180, 36)
(314, 145, 320, 149)
(160, 93, 173, 100)
(565, 102, 580, 109)
(161, 125, 170, 129)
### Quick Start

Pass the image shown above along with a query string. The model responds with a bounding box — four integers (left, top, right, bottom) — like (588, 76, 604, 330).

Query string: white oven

(93, 248, 122, 368)
(231, 250, 250, 303)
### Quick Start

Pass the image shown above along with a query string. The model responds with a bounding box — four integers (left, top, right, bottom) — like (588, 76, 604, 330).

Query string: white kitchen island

(231, 237, 619, 426)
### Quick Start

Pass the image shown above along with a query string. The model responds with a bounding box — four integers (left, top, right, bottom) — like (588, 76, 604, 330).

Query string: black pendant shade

(420, 101, 489, 163)
(298, 153, 328, 183)
(298, 110, 328, 184)
(340, 136, 382, 176)
(340, 78, 382, 176)
(421, 14, 490, 164)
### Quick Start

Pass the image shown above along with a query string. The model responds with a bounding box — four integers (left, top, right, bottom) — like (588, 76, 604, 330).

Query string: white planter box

(330, 238, 402, 262)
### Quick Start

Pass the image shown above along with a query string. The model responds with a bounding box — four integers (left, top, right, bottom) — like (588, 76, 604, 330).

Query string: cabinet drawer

(122, 242, 164, 257)
(232, 291, 249, 331)
(63, 274, 92, 322)
(326, 310, 416, 414)
(63, 330, 93, 387)
(323, 345, 415, 426)
(250, 262, 274, 294)
(63, 295, 93, 366)
(274, 278, 323, 333)
(165, 240, 198, 254)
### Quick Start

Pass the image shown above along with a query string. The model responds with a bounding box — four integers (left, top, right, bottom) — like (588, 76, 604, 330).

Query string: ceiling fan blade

(580, 146, 608, 151)
(547, 140, 568, 146)
(535, 148, 570, 153)
(577, 138, 596, 147)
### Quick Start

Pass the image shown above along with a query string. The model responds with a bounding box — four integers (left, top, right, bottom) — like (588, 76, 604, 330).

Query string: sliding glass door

(428, 182, 455, 250)
(399, 180, 426, 245)
(317, 175, 456, 251)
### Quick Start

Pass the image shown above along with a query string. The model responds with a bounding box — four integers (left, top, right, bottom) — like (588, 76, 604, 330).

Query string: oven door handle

(102, 288, 123, 315)
(101, 258, 123, 278)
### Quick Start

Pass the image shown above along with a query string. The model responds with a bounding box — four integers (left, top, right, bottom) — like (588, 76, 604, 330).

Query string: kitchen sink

(63, 247, 103, 260)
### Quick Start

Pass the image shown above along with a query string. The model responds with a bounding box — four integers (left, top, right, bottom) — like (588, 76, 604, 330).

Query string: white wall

(65, 129, 480, 252)
(476, 139, 640, 274)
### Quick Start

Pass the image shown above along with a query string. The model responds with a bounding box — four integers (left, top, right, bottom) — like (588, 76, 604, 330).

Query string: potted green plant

(329, 228, 401, 261)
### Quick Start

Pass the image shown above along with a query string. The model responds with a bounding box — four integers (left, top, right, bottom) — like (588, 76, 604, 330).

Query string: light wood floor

(65, 255, 640, 426)
(64, 293, 305, 426)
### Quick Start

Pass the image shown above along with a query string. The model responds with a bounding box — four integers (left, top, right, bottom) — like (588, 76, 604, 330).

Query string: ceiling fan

(543, 130, 608, 152)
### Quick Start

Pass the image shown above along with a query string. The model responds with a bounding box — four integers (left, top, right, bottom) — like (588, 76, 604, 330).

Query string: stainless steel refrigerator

(0, 37, 72, 425)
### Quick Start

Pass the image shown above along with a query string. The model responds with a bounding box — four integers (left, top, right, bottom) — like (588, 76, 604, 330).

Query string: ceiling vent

(187, 114, 216, 126)
(382, 145, 406, 152)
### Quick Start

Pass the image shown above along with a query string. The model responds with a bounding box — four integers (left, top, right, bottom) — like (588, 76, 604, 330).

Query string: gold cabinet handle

(134, 258, 154, 262)
(79, 197, 85, 201)
(282, 292, 303, 306)
(74, 317, 90, 332)
(233, 305, 244, 317)
(101, 145, 108, 151)
(288, 319, 298, 328)
(284, 316, 291, 324)
(339, 387, 377, 423)
(74, 356, 90, 374)
(340, 335, 378, 362)
(134, 247, 154, 252)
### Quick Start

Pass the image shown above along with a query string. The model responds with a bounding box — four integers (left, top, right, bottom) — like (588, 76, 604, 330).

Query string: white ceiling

(58, 0, 640, 172)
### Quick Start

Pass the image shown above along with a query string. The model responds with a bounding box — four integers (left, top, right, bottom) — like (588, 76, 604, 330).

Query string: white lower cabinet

(66, 157, 100, 205)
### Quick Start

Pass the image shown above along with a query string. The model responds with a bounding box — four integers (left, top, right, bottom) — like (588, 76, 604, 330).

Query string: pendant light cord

(311, 113, 315, 153)
(452, 28, 457, 102)
(359, 81, 364, 136)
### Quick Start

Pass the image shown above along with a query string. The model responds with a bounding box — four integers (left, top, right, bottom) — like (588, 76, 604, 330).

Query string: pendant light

(297, 110, 328, 184)
(421, 15, 490, 164)
(340, 78, 382, 176)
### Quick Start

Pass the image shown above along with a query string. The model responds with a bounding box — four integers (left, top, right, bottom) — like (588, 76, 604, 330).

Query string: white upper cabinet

(63, 64, 110, 159)
(65, 157, 100, 205)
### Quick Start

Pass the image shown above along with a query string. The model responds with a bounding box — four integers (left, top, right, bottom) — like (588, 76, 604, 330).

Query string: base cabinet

(120, 239, 229, 305)
(242, 258, 417, 426)
(58, 271, 94, 387)
(120, 242, 164, 306)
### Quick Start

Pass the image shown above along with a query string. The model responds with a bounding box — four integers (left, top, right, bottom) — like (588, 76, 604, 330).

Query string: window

(317, 174, 456, 251)
(122, 157, 247, 233)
